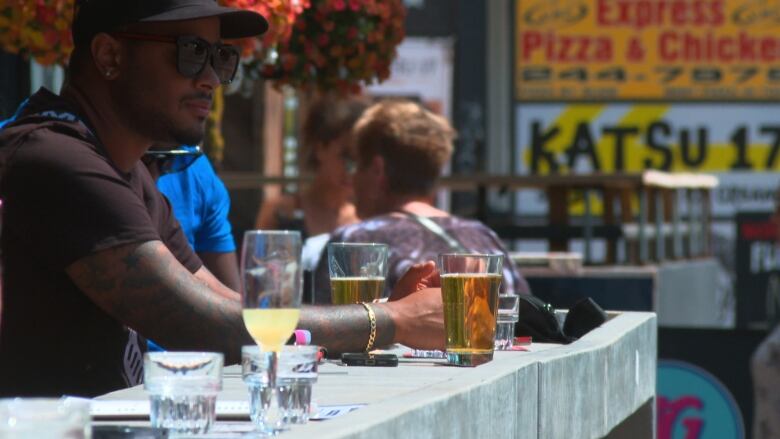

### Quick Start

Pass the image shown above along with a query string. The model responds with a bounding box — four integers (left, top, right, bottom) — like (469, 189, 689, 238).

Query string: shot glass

(0, 398, 90, 439)
(327, 243, 388, 304)
(241, 346, 274, 430)
(143, 351, 223, 434)
(439, 253, 503, 366)
(495, 294, 520, 350)
(276, 345, 319, 424)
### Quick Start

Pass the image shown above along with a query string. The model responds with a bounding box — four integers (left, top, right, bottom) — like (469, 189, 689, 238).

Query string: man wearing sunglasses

(0, 0, 444, 397)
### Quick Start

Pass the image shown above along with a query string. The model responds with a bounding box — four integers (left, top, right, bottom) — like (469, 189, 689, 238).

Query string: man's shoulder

(0, 122, 100, 168)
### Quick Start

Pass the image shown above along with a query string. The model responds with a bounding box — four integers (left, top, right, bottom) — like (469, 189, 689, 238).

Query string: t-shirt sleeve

(2, 130, 189, 270)
(156, 192, 203, 274)
(192, 157, 235, 253)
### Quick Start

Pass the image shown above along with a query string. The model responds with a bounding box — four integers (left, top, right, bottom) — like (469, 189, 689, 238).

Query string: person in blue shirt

(145, 146, 239, 291)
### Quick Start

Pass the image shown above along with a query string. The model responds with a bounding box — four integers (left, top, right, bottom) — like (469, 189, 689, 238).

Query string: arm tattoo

(298, 304, 396, 356)
(68, 241, 397, 362)
(67, 241, 252, 364)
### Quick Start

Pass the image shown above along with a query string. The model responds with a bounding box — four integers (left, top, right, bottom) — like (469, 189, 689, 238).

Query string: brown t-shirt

(0, 89, 202, 397)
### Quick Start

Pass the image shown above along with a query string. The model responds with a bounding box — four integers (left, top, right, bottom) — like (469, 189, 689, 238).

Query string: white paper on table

(83, 399, 364, 421)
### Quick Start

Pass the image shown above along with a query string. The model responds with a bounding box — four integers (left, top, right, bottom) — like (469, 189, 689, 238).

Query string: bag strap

(397, 211, 469, 253)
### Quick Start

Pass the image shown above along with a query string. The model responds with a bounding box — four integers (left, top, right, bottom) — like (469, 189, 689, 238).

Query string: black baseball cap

(72, 0, 269, 46)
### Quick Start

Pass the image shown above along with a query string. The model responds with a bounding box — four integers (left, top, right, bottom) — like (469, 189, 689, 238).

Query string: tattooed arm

(67, 241, 444, 361)
(66, 240, 252, 363)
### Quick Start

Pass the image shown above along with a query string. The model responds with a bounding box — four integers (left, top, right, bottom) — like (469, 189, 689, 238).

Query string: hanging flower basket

(220, 0, 309, 61)
(259, 0, 406, 94)
(0, 1, 75, 66)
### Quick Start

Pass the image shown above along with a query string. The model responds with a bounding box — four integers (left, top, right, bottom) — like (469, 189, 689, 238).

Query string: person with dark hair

(255, 94, 368, 237)
(313, 100, 530, 303)
(0, 0, 443, 397)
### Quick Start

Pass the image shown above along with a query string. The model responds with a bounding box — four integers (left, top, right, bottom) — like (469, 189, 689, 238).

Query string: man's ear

(91, 33, 122, 80)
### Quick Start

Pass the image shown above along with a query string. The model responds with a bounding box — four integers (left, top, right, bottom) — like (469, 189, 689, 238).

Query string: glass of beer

(440, 253, 503, 366)
(327, 243, 388, 304)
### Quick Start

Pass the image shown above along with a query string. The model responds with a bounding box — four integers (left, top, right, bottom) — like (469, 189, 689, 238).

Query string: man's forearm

(298, 304, 396, 355)
(67, 241, 253, 363)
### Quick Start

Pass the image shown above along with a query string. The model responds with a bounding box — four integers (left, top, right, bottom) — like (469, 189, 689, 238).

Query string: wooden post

(620, 189, 637, 264)
(548, 186, 569, 252)
(603, 188, 617, 264)
(261, 84, 285, 204)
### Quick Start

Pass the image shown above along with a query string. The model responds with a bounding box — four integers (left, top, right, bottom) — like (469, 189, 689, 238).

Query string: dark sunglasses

(111, 32, 240, 85)
(142, 146, 203, 175)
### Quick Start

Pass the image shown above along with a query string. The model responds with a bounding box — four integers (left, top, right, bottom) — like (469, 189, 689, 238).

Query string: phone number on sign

(517, 65, 780, 100)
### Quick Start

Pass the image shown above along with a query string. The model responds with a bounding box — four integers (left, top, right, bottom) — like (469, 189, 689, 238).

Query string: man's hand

(380, 287, 445, 350)
(389, 261, 440, 301)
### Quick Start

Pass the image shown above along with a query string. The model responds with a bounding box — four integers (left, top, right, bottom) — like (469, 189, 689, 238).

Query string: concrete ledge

(97, 311, 657, 439)
(284, 312, 656, 439)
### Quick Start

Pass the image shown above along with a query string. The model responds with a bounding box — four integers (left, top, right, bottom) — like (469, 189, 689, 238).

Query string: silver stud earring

(105, 70, 112, 78)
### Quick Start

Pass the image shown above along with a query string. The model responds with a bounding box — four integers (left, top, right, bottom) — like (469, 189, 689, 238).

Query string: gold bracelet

(361, 302, 377, 352)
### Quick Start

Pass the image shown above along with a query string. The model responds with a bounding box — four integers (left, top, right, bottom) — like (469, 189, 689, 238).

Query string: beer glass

(439, 253, 503, 366)
(327, 243, 388, 304)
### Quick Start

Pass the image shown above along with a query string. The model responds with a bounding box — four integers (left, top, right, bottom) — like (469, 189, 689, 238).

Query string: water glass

(241, 346, 274, 429)
(143, 352, 223, 434)
(242, 345, 319, 428)
(327, 243, 388, 304)
(0, 398, 90, 439)
(439, 253, 503, 366)
(276, 345, 319, 424)
(495, 294, 520, 350)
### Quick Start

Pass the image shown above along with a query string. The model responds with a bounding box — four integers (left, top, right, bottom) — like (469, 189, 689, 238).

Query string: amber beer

(441, 273, 501, 359)
(331, 277, 385, 304)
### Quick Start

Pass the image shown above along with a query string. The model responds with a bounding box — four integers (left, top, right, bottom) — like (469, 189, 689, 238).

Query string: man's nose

(195, 57, 221, 90)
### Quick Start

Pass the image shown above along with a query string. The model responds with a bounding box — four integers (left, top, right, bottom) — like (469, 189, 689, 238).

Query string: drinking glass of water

(242, 345, 319, 427)
(495, 294, 520, 350)
(143, 351, 223, 434)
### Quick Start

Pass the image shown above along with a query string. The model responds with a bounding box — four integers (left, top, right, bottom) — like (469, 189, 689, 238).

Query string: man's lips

(184, 99, 212, 118)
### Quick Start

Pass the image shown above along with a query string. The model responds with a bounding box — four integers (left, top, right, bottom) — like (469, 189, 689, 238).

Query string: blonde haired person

(312, 100, 530, 303)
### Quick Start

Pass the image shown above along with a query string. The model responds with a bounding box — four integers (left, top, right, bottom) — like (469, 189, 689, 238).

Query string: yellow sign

(515, 0, 780, 101)
(517, 103, 779, 174)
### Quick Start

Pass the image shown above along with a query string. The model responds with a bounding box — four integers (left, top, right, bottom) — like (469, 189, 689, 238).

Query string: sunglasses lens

(214, 46, 239, 84)
(178, 39, 209, 77)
